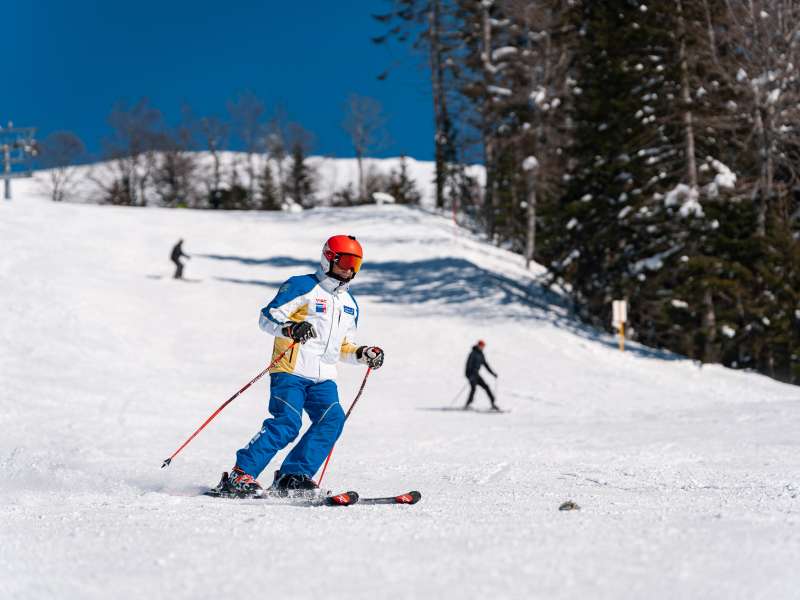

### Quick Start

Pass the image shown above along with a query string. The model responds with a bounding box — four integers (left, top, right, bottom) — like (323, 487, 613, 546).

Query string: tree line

(375, 0, 800, 383)
(36, 92, 421, 209)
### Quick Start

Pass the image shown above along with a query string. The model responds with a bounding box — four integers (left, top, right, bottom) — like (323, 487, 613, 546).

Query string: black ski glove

(282, 321, 317, 343)
(356, 346, 384, 369)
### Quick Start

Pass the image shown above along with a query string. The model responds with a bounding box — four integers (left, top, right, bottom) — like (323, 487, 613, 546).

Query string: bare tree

(712, 0, 800, 234)
(666, 0, 739, 196)
(152, 114, 198, 207)
(192, 113, 229, 208)
(37, 131, 85, 202)
(487, 0, 574, 259)
(343, 94, 388, 201)
(676, 0, 699, 190)
(373, 0, 460, 210)
(479, 0, 498, 231)
(93, 99, 163, 205)
(264, 105, 290, 204)
(427, 0, 459, 210)
(228, 91, 265, 207)
(522, 156, 539, 267)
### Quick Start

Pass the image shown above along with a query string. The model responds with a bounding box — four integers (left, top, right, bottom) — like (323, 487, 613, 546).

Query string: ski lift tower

(1, 122, 38, 200)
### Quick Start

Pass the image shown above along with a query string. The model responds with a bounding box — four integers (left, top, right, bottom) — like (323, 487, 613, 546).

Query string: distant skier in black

(170, 239, 190, 279)
(464, 340, 498, 410)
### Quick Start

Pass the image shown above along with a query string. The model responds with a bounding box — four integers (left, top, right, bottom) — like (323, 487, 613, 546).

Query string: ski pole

(316, 367, 372, 486)
(161, 342, 297, 468)
(449, 382, 468, 407)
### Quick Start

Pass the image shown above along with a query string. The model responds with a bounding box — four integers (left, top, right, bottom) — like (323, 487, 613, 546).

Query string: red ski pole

(316, 367, 372, 486)
(161, 342, 297, 468)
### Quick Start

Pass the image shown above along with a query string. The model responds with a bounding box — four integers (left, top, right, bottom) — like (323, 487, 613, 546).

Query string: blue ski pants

(235, 372, 346, 479)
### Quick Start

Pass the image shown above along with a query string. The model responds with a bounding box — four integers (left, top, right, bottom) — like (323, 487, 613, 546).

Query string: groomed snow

(1, 185, 799, 599)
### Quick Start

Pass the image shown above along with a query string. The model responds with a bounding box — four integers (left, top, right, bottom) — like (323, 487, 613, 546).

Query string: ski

(323, 491, 360, 506)
(204, 486, 359, 506)
(202, 473, 419, 507)
(358, 491, 422, 505)
(202, 472, 359, 506)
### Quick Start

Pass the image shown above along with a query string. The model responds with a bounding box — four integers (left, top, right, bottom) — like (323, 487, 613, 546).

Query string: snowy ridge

(0, 193, 798, 599)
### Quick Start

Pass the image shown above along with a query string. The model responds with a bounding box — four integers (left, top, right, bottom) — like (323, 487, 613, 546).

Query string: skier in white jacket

(223, 235, 384, 497)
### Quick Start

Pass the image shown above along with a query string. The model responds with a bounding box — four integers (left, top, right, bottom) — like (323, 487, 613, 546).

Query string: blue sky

(6, 1, 433, 159)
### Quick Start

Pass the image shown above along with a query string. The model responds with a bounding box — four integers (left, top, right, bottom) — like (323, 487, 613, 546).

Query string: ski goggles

(333, 253, 363, 273)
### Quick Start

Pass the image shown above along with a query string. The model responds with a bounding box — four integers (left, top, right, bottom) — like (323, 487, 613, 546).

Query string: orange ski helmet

(321, 235, 363, 281)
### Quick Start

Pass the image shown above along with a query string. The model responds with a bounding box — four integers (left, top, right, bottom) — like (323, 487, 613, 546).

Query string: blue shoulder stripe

(348, 291, 359, 327)
(261, 274, 318, 324)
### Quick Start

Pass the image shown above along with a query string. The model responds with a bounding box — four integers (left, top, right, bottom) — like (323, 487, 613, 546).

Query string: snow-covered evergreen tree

(287, 140, 315, 207)
(387, 156, 422, 204)
(258, 161, 281, 211)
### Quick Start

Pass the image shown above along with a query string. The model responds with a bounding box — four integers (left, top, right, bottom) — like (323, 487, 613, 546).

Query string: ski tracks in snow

(475, 461, 511, 485)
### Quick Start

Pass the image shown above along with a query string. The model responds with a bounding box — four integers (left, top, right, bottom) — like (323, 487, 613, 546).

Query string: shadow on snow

(199, 253, 682, 363)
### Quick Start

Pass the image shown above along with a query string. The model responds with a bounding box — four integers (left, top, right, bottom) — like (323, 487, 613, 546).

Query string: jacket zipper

(320, 293, 336, 378)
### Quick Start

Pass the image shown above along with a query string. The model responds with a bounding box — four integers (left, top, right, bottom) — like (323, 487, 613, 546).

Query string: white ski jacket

(259, 268, 361, 382)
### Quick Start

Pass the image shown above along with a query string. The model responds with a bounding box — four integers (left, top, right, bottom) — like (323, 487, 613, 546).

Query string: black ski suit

(464, 345, 496, 407)
(170, 241, 189, 279)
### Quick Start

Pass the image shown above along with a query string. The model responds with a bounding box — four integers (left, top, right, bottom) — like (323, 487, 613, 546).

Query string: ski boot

(204, 467, 263, 498)
(270, 471, 322, 499)
(225, 466, 263, 497)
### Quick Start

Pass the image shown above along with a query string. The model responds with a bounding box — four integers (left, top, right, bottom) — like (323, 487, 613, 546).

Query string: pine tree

(258, 161, 281, 210)
(221, 166, 248, 210)
(542, 1, 674, 321)
(387, 156, 422, 204)
(331, 183, 358, 206)
(288, 141, 315, 207)
(152, 124, 197, 208)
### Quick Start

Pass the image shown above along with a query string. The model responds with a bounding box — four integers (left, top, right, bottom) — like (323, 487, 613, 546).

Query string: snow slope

(1, 188, 799, 600)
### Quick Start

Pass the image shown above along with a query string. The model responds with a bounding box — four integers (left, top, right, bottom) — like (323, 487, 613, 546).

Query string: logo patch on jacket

(343, 305, 355, 315)
(315, 298, 328, 313)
